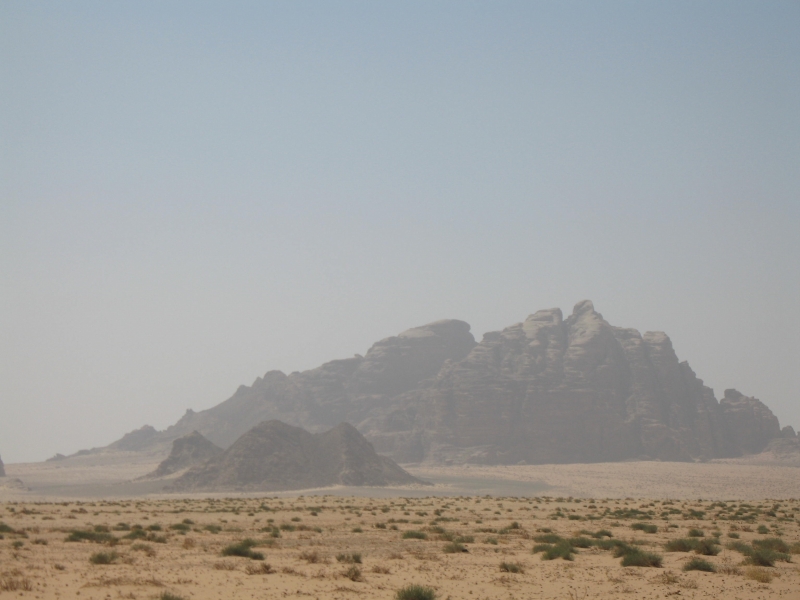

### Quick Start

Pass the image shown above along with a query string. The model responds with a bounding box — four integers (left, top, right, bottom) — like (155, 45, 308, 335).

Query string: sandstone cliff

(99, 301, 791, 465)
(170, 420, 422, 491)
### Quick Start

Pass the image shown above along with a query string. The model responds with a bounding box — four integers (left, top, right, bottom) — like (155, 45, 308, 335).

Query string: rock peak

(572, 299, 595, 316)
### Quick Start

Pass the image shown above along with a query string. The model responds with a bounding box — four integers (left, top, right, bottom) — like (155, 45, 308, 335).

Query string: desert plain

(2, 460, 800, 600)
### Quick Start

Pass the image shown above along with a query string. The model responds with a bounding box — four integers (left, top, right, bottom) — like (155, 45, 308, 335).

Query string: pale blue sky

(1, 1, 798, 462)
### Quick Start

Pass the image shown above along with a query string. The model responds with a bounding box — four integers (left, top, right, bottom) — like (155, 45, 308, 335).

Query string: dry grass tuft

(213, 561, 237, 571)
(245, 562, 274, 575)
(745, 567, 773, 584)
(0, 577, 33, 592)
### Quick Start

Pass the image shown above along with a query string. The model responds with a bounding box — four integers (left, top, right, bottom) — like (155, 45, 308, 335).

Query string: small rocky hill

(170, 421, 423, 491)
(145, 431, 223, 478)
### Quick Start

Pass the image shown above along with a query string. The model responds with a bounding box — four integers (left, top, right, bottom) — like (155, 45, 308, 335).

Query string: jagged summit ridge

(99, 301, 789, 465)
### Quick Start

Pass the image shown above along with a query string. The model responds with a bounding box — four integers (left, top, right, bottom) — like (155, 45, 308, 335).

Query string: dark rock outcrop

(170, 421, 423, 491)
(146, 431, 223, 478)
(100, 301, 792, 465)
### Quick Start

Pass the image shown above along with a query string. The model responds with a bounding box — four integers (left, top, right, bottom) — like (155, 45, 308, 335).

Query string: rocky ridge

(170, 420, 423, 491)
(95, 301, 792, 465)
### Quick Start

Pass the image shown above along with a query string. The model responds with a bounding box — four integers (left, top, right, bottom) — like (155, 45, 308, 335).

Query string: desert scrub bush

(631, 523, 658, 534)
(499, 561, 524, 573)
(727, 532, 740, 539)
(442, 541, 467, 553)
(221, 540, 264, 560)
(745, 547, 778, 567)
(757, 525, 769, 534)
(726, 540, 751, 554)
(683, 557, 715, 572)
(372, 564, 391, 574)
(745, 566, 773, 583)
(535, 541, 574, 561)
(485, 537, 498, 545)
(620, 549, 662, 568)
(299, 550, 326, 563)
(66, 529, 117, 544)
(569, 536, 593, 548)
(203, 524, 222, 534)
(131, 543, 156, 557)
(752, 538, 790, 554)
(402, 531, 427, 540)
(396, 584, 437, 600)
(32, 538, 48, 545)
(693, 539, 721, 556)
(591, 529, 613, 538)
(336, 552, 362, 564)
(687, 528, 704, 537)
(532, 533, 563, 544)
(665, 538, 697, 552)
(89, 550, 120, 565)
(159, 593, 186, 600)
(343, 565, 363, 581)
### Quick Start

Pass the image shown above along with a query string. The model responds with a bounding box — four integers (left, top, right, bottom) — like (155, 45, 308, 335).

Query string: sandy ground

(1, 494, 799, 600)
(4, 457, 800, 501)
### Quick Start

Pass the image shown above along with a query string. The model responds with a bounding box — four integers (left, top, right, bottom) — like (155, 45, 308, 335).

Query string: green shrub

(665, 538, 697, 552)
(684, 557, 715, 572)
(569, 537, 593, 548)
(753, 538, 790, 554)
(687, 528, 704, 538)
(693, 539, 721, 556)
(159, 593, 185, 600)
(336, 552, 362, 564)
(89, 551, 119, 565)
(442, 542, 467, 553)
(499, 561, 524, 573)
(727, 532, 740, 539)
(757, 525, 769, 534)
(533, 533, 563, 544)
(402, 531, 427, 540)
(541, 541, 574, 561)
(621, 549, 662, 568)
(395, 584, 436, 600)
(66, 530, 116, 544)
(747, 548, 778, 567)
(726, 540, 751, 555)
(631, 523, 658, 534)
(221, 540, 264, 560)
(592, 530, 613, 539)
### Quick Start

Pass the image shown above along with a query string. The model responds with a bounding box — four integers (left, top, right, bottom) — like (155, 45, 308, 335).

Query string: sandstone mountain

(98, 301, 792, 465)
(169, 421, 423, 491)
(145, 431, 223, 478)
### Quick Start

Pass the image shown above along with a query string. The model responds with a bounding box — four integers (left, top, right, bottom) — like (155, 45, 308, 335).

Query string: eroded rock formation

(100, 301, 791, 465)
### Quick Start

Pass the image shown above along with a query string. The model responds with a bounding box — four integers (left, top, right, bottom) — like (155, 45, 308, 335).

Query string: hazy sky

(1, 2, 798, 463)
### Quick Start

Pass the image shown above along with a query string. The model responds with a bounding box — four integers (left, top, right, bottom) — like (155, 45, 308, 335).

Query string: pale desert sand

(1, 494, 799, 600)
(1, 459, 800, 599)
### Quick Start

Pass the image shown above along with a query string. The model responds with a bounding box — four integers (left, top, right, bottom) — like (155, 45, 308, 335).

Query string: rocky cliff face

(170, 421, 422, 491)
(146, 431, 223, 478)
(0, 454, 5, 477)
(102, 301, 790, 465)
